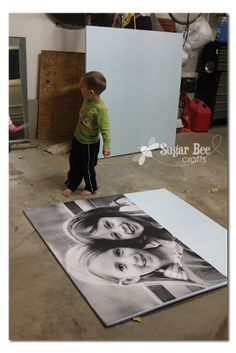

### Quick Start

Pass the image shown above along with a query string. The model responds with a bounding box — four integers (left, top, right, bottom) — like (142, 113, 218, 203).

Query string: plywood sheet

(37, 51, 85, 140)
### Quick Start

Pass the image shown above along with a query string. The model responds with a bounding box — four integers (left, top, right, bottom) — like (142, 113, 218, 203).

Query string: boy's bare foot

(79, 189, 92, 196)
(63, 188, 72, 197)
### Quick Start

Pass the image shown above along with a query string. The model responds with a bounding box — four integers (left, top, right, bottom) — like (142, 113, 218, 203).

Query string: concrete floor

(9, 126, 228, 340)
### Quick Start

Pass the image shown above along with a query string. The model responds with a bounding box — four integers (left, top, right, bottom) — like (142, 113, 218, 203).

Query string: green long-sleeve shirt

(74, 99, 111, 148)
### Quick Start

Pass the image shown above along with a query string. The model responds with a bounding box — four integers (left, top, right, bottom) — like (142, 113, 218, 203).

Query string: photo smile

(122, 222, 137, 234)
(134, 253, 147, 267)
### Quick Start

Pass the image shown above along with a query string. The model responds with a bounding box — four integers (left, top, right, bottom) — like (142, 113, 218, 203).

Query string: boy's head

(80, 71, 106, 99)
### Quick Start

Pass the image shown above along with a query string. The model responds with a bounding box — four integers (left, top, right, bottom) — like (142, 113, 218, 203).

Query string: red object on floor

(190, 99, 212, 132)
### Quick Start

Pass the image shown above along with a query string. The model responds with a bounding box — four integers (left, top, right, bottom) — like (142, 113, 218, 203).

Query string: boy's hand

(103, 147, 110, 157)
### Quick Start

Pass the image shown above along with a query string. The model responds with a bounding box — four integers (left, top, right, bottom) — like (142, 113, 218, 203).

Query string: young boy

(63, 71, 111, 197)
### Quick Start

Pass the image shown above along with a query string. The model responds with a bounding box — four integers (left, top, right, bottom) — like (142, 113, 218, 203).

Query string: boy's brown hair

(82, 71, 106, 95)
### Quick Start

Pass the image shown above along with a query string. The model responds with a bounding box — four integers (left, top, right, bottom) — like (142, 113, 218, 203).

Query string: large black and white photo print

(24, 189, 227, 326)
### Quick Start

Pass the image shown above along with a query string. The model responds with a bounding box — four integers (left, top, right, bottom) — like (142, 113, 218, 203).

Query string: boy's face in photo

(85, 216, 144, 240)
(87, 247, 160, 283)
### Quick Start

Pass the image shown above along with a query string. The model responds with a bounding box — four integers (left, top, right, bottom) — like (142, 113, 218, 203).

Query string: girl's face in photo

(88, 247, 160, 282)
(87, 217, 144, 240)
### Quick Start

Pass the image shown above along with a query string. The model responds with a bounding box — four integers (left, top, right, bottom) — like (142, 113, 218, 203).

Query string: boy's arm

(97, 108, 111, 156)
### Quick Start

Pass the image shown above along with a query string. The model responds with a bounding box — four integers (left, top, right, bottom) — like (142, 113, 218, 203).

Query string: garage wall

(9, 13, 85, 99)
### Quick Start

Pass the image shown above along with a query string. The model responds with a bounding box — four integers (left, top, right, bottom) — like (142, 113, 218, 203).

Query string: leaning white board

(86, 26, 183, 157)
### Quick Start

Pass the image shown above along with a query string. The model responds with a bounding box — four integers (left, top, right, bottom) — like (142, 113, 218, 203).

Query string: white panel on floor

(126, 188, 228, 276)
(86, 26, 183, 157)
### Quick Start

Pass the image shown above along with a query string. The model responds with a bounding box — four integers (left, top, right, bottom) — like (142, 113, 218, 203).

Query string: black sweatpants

(65, 137, 100, 193)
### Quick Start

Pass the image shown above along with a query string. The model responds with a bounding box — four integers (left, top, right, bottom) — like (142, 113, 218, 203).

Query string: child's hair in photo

(65, 244, 121, 286)
(83, 71, 106, 95)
